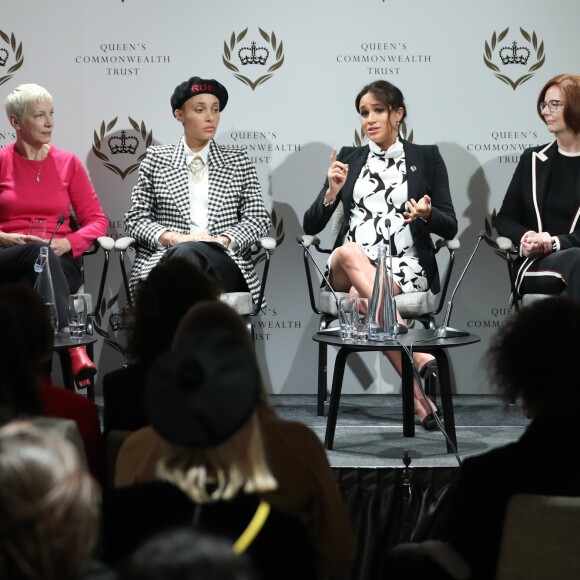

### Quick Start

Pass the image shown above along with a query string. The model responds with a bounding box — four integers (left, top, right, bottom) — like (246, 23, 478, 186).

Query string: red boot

(69, 346, 97, 381)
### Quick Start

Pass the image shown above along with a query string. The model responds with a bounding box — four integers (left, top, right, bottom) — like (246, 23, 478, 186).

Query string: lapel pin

(410, 165, 417, 172)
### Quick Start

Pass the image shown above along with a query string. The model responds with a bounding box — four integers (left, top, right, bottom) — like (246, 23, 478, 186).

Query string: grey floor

(269, 394, 529, 469)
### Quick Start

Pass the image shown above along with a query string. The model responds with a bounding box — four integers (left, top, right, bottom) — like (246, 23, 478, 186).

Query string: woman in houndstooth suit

(125, 76, 270, 305)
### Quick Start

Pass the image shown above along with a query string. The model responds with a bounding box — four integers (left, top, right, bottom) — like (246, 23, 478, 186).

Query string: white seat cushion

(318, 288, 435, 318)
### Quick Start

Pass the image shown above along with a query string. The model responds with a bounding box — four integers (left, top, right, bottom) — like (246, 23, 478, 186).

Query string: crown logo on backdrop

(108, 130, 139, 155)
(92, 117, 153, 180)
(0, 29, 24, 87)
(238, 41, 269, 65)
(484, 27, 545, 90)
(499, 41, 530, 65)
(223, 27, 284, 91)
(93, 295, 128, 357)
(108, 307, 128, 332)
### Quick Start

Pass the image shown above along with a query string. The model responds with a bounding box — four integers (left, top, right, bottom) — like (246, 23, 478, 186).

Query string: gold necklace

(21, 157, 45, 183)
(187, 156, 206, 183)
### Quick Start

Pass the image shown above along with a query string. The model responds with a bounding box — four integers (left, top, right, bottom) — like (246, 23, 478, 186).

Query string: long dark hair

(355, 80, 408, 123)
(126, 259, 221, 362)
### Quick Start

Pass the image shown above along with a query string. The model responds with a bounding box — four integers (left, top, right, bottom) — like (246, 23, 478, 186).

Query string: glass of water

(352, 297, 369, 342)
(29, 217, 47, 240)
(68, 293, 89, 339)
(338, 296, 356, 340)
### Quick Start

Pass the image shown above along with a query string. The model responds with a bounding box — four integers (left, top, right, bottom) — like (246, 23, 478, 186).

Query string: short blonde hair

(0, 421, 99, 580)
(4, 83, 53, 120)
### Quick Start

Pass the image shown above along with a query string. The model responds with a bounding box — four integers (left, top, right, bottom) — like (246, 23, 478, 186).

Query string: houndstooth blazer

(124, 140, 270, 304)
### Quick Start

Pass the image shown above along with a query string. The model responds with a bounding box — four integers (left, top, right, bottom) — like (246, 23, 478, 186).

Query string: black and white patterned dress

(346, 138, 427, 293)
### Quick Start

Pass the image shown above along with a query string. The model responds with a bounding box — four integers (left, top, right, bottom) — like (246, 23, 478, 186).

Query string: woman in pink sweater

(0, 83, 108, 383)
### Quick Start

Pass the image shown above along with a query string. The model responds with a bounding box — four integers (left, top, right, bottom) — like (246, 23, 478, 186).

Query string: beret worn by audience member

(145, 329, 260, 448)
(170, 76, 229, 115)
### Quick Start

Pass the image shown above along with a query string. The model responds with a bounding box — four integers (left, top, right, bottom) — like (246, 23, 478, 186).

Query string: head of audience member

(121, 527, 257, 580)
(170, 300, 275, 420)
(125, 258, 221, 363)
(145, 309, 277, 503)
(0, 294, 43, 423)
(486, 296, 580, 420)
(0, 421, 99, 580)
(536, 73, 580, 134)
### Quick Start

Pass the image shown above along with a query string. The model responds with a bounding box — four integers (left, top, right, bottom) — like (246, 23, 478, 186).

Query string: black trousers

(0, 241, 82, 328)
(521, 247, 580, 302)
(161, 241, 248, 294)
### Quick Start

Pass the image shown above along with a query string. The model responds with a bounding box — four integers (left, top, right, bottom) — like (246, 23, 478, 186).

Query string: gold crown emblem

(499, 41, 530, 65)
(108, 308, 128, 332)
(108, 130, 139, 155)
(238, 41, 269, 65)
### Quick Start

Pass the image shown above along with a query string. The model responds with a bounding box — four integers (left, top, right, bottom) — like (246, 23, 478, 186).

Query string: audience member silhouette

(0, 283, 105, 483)
(0, 421, 102, 580)
(389, 297, 580, 580)
(99, 323, 317, 579)
(120, 527, 257, 580)
(102, 258, 220, 433)
(114, 301, 356, 578)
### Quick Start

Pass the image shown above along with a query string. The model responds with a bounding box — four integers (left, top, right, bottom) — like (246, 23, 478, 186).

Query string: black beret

(170, 76, 228, 116)
(144, 329, 260, 448)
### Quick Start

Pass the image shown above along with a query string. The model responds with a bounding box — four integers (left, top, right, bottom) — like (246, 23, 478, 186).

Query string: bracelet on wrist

(168, 233, 177, 247)
(323, 194, 336, 207)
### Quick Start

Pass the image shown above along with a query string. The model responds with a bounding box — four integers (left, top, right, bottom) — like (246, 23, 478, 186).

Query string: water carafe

(33, 245, 58, 333)
(367, 243, 396, 341)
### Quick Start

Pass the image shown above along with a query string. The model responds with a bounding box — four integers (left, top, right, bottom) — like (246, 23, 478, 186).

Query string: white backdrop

(2, 0, 579, 394)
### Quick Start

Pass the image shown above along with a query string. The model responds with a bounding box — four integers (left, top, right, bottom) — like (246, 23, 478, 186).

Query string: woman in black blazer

(303, 80, 457, 429)
(496, 74, 580, 301)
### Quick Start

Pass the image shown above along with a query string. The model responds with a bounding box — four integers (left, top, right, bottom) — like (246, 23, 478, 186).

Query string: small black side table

(313, 329, 480, 452)
(54, 332, 98, 401)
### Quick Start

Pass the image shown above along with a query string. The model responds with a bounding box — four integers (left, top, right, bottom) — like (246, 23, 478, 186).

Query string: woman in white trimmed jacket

(497, 73, 580, 301)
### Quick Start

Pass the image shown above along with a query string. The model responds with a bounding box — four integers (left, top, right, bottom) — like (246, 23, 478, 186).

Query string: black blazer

(496, 140, 580, 290)
(303, 140, 457, 294)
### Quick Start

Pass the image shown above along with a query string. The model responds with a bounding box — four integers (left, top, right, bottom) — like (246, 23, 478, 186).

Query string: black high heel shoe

(419, 359, 438, 380)
(420, 397, 444, 431)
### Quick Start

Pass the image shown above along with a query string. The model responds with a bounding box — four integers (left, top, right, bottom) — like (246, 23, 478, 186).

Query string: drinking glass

(338, 296, 356, 340)
(29, 217, 47, 240)
(68, 293, 89, 339)
(352, 297, 369, 342)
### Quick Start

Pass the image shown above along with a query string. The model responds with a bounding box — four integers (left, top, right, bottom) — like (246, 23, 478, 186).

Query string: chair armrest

(96, 236, 116, 251)
(114, 236, 136, 251)
(435, 237, 460, 252)
(496, 236, 516, 252)
(300, 234, 321, 249)
(256, 236, 276, 252)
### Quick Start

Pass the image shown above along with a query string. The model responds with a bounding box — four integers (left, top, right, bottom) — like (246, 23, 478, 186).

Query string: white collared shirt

(183, 138, 210, 233)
